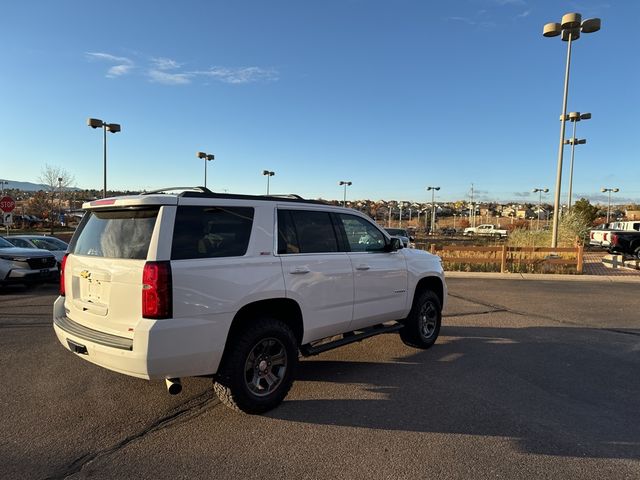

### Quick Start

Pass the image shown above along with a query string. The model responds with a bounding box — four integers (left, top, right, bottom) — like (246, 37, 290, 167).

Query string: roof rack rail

(141, 186, 214, 195)
(268, 194, 305, 199)
(139, 187, 328, 205)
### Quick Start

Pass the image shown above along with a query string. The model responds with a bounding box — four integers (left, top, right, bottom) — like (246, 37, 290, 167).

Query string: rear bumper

(52, 296, 229, 380)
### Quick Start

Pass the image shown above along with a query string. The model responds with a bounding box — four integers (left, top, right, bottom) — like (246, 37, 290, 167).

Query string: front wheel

(213, 318, 298, 414)
(634, 246, 640, 260)
(400, 290, 442, 349)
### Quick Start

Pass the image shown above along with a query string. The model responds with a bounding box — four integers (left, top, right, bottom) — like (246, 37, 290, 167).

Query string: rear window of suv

(71, 208, 159, 259)
(171, 206, 254, 260)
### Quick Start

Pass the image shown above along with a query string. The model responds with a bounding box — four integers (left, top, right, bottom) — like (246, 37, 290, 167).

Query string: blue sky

(1, 0, 638, 204)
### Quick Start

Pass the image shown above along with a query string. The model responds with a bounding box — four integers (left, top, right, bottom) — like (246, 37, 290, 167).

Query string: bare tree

(39, 164, 76, 233)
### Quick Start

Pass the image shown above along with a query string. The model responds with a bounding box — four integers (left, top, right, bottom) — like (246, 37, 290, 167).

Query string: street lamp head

(206, 154, 215, 161)
(339, 181, 352, 186)
(197, 152, 207, 159)
(543, 22, 562, 37)
(543, 188, 549, 193)
(263, 170, 275, 176)
(561, 13, 582, 29)
(580, 112, 592, 120)
(577, 138, 586, 145)
(601, 187, 607, 193)
(561, 28, 580, 41)
(106, 123, 121, 133)
(568, 111, 581, 121)
(613, 188, 619, 193)
(87, 118, 104, 129)
(581, 18, 601, 33)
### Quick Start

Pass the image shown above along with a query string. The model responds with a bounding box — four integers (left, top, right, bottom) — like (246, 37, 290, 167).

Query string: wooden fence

(425, 244, 584, 274)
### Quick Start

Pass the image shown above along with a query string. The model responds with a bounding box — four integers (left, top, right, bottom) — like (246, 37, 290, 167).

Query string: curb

(444, 271, 640, 283)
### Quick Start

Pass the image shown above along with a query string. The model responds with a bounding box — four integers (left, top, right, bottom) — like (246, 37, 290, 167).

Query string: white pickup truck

(590, 221, 640, 248)
(463, 224, 508, 238)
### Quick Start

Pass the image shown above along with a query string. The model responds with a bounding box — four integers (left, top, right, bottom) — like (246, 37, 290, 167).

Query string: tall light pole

(339, 181, 352, 207)
(262, 170, 275, 195)
(0, 180, 8, 195)
(532, 188, 549, 230)
(543, 13, 601, 247)
(601, 187, 619, 223)
(563, 111, 590, 209)
(87, 118, 121, 198)
(197, 152, 215, 188)
(426, 186, 440, 235)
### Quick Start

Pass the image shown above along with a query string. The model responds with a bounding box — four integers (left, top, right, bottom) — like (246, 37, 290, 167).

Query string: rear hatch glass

(65, 208, 160, 335)
(71, 208, 159, 259)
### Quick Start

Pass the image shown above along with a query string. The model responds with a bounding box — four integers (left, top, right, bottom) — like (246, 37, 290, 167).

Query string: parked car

(4, 235, 69, 264)
(53, 187, 446, 414)
(384, 228, 413, 248)
(463, 224, 508, 238)
(439, 227, 457, 236)
(0, 237, 58, 286)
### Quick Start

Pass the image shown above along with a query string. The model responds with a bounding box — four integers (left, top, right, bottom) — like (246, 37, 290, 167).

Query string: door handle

(290, 267, 310, 274)
(355, 264, 371, 271)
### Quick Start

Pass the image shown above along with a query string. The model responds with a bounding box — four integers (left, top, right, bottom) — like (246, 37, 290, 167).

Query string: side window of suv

(338, 214, 386, 252)
(277, 209, 339, 254)
(171, 206, 254, 260)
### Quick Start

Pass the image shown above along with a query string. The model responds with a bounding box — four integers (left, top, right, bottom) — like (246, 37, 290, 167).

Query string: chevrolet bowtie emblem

(80, 270, 91, 279)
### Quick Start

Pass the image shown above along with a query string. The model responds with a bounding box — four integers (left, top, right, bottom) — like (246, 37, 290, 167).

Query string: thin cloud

(448, 16, 477, 25)
(85, 52, 278, 85)
(148, 69, 192, 85)
(494, 0, 526, 5)
(151, 57, 181, 71)
(86, 52, 134, 78)
(447, 11, 496, 29)
(516, 9, 532, 18)
(514, 191, 535, 198)
(197, 66, 279, 84)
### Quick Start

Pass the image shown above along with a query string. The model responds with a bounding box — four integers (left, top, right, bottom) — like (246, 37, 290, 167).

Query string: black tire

(634, 246, 640, 260)
(400, 290, 442, 349)
(213, 317, 298, 414)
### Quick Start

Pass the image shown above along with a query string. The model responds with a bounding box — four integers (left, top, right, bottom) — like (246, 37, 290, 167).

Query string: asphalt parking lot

(1, 279, 638, 479)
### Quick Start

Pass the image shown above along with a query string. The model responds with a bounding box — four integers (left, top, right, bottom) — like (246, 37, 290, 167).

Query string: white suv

(53, 188, 446, 414)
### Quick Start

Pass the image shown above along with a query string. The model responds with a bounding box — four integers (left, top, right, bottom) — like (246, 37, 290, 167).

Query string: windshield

(30, 237, 68, 251)
(0, 237, 15, 248)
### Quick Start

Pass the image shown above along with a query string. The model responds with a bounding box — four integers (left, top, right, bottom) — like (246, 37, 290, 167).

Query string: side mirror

(409, 236, 415, 242)
(385, 237, 402, 252)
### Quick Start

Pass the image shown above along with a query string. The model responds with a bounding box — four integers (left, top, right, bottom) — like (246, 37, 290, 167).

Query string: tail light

(142, 261, 172, 319)
(611, 233, 618, 245)
(59, 254, 68, 296)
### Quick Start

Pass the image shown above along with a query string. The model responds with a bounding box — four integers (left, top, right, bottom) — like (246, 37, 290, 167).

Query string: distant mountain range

(0, 180, 81, 192)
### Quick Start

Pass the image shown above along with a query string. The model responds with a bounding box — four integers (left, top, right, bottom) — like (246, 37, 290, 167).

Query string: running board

(300, 323, 404, 357)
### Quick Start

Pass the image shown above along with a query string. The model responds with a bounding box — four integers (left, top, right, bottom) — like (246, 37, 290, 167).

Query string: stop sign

(0, 196, 15, 213)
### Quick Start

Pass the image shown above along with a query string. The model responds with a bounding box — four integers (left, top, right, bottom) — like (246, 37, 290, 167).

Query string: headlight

(0, 256, 28, 261)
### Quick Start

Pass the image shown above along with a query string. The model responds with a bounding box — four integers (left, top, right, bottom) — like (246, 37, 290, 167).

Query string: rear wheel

(213, 318, 298, 414)
(634, 246, 640, 260)
(400, 290, 442, 349)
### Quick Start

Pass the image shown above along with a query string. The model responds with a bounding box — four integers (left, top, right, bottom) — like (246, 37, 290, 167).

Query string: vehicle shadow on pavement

(269, 325, 640, 461)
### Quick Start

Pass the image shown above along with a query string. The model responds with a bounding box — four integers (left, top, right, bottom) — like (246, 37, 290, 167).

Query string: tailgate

(64, 255, 145, 336)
